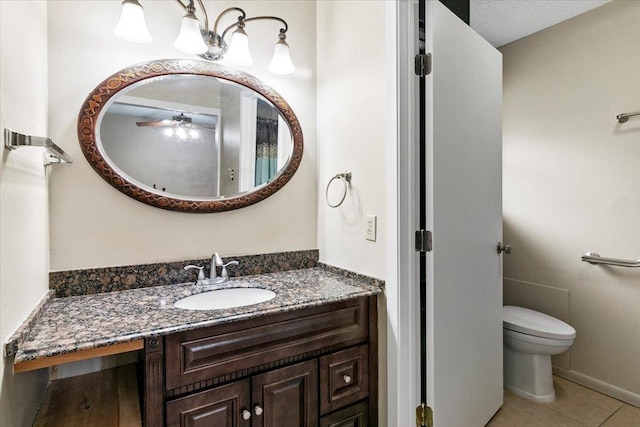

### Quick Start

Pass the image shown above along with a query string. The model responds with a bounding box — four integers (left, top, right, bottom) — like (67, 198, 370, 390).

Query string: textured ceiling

(470, 0, 612, 48)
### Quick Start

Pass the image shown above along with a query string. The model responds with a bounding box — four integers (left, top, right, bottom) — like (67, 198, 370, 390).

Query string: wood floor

(487, 376, 640, 427)
(33, 364, 141, 427)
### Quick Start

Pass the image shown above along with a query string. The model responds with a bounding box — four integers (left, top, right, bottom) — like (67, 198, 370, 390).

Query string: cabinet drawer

(319, 344, 369, 415)
(320, 401, 369, 427)
(166, 298, 368, 391)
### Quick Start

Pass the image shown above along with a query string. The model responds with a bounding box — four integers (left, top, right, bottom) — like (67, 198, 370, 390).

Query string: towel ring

(326, 171, 352, 208)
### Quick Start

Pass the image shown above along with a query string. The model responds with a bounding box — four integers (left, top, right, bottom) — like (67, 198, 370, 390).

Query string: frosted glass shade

(268, 39, 295, 75)
(225, 28, 253, 66)
(174, 15, 208, 54)
(113, 0, 152, 43)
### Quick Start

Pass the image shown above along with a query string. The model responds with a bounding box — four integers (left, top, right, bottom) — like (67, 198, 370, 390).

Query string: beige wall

(0, 1, 51, 425)
(316, 1, 387, 280)
(47, 0, 317, 271)
(502, 0, 640, 404)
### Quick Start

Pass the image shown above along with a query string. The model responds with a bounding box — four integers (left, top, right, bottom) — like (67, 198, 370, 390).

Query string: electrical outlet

(366, 215, 377, 242)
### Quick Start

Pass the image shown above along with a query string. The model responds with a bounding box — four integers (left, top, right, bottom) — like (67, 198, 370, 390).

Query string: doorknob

(497, 242, 512, 254)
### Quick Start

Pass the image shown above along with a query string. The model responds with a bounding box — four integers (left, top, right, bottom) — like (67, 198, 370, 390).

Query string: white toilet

(503, 306, 576, 403)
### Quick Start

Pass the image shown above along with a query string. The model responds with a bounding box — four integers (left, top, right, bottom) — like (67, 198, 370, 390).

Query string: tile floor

(486, 376, 640, 426)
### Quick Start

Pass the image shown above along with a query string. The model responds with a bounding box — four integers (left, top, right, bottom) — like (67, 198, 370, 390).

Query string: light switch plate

(366, 215, 377, 242)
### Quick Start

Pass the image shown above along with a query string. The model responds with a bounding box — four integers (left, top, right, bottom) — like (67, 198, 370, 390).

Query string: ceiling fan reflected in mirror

(136, 113, 216, 139)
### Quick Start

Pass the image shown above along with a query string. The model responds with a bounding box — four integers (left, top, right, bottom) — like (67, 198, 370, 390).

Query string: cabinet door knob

(254, 405, 264, 416)
(242, 409, 251, 420)
(343, 374, 352, 384)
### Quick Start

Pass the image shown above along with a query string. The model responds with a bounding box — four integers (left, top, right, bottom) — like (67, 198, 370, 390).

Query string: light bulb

(113, 0, 152, 43)
(176, 128, 187, 140)
(268, 38, 295, 75)
(174, 13, 208, 54)
(225, 27, 253, 66)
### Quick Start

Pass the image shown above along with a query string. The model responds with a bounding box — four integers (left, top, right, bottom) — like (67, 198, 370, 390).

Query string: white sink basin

(174, 288, 276, 310)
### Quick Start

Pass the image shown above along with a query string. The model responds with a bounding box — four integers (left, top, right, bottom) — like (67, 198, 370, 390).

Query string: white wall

(316, 1, 387, 280)
(502, 0, 640, 404)
(47, 0, 317, 271)
(316, 2, 389, 425)
(0, 2, 51, 425)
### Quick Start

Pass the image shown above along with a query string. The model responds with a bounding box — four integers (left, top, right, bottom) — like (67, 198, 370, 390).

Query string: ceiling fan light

(113, 0, 152, 43)
(174, 13, 208, 54)
(225, 27, 253, 66)
(268, 39, 295, 75)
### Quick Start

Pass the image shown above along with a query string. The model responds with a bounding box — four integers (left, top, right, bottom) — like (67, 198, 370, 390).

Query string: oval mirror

(78, 59, 303, 213)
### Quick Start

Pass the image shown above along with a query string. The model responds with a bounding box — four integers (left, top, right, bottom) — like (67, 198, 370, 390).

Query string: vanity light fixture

(113, 0, 296, 74)
(113, 0, 152, 43)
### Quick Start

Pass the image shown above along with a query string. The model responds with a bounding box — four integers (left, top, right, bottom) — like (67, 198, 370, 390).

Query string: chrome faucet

(184, 253, 239, 285)
(210, 252, 223, 280)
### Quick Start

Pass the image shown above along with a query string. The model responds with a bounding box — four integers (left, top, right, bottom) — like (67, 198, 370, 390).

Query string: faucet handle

(184, 265, 205, 281)
(220, 260, 239, 279)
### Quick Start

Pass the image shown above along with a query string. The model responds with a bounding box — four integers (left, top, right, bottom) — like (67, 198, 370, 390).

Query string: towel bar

(581, 252, 640, 268)
(4, 128, 72, 165)
(616, 111, 640, 124)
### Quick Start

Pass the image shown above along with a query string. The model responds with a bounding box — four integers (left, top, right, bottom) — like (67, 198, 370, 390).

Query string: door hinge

(415, 230, 433, 252)
(415, 53, 432, 76)
(416, 403, 434, 427)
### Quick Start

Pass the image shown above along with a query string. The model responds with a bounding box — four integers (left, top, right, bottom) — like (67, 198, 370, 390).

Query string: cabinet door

(320, 401, 369, 427)
(251, 360, 319, 427)
(166, 380, 251, 427)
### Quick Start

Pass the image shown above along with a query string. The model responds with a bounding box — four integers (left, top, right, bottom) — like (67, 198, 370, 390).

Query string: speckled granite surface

(13, 267, 382, 364)
(4, 290, 54, 357)
(49, 250, 319, 297)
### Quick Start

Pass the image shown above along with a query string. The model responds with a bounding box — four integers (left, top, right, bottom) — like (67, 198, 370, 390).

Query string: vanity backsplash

(50, 250, 319, 297)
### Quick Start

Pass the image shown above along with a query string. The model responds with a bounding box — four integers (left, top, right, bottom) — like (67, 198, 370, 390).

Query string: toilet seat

(503, 306, 576, 340)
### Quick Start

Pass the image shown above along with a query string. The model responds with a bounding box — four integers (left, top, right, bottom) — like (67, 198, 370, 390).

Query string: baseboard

(553, 366, 640, 407)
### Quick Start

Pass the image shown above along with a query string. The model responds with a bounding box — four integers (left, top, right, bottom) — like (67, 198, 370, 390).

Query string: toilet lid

(503, 306, 576, 339)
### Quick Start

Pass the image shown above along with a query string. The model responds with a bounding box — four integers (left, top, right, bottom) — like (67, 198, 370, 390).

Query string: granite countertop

(12, 267, 383, 364)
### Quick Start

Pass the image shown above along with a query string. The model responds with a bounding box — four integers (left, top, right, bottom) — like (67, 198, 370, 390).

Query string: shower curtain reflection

(255, 113, 279, 186)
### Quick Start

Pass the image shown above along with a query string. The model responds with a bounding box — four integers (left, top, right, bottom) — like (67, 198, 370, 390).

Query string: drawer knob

(254, 405, 264, 416)
(242, 409, 251, 420)
(343, 374, 352, 384)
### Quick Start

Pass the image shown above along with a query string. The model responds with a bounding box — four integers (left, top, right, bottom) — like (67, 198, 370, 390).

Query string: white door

(423, 2, 504, 426)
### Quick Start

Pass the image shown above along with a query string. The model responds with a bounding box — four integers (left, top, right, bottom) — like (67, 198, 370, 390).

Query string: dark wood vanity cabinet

(145, 296, 377, 427)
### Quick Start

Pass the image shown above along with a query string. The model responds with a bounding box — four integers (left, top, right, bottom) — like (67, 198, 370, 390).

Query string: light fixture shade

(113, 0, 152, 43)
(268, 39, 295, 75)
(174, 14, 208, 54)
(225, 28, 253, 66)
